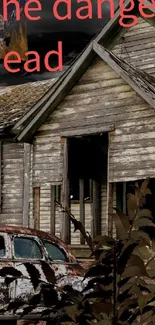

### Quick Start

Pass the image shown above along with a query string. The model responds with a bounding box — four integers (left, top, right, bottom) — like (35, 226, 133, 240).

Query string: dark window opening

(14, 237, 42, 259)
(0, 236, 5, 257)
(43, 240, 67, 261)
(70, 177, 92, 201)
(68, 135, 107, 202)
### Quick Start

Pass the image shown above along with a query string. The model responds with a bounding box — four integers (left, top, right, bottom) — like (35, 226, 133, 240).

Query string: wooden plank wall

(112, 17, 155, 75)
(35, 55, 155, 183)
(23, 143, 31, 227)
(31, 133, 63, 234)
(33, 134, 62, 184)
(29, 145, 34, 228)
(0, 143, 24, 225)
(31, 17, 155, 239)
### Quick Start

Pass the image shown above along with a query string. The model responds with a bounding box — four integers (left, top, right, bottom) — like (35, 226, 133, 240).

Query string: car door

(11, 234, 84, 301)
(41, 239, 84, 291)
(11, 234, 45, 301)
(0, 231, 12, 304)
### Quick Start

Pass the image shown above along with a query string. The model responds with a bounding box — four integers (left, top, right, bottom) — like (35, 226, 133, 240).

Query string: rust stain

(0, 225, 86, 317)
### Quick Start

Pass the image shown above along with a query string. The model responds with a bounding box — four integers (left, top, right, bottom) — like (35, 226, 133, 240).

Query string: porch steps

(69, 244, 92, 261)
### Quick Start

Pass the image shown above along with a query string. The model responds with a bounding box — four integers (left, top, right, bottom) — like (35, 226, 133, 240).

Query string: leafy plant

(79, 177, 155, 325)
(55, 178, 155, 324)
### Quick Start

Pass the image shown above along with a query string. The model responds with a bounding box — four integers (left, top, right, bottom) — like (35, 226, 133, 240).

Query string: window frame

(70, 178, 93, 203)
(12, 235, 44, 261)
(0, 232, 11, 259)
(42, 239, 68, 262)
(0, 234, 6, 258)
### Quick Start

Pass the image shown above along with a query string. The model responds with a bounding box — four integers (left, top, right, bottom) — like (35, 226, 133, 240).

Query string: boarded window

(43, 240, 66, 261)
(14, 237, 42, 259)
(0, 236, 5, 257)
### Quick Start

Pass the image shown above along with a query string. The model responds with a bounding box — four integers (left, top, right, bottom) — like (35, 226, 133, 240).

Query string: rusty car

(0, 225, 87, 324)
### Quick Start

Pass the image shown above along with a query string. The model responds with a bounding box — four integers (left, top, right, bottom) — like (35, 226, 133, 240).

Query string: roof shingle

(0, 78, 57, 131)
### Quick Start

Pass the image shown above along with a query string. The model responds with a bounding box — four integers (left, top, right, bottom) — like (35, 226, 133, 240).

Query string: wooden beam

(95, 0, 131, 43)
(79, 179, 85, 245)
(61, 138, 70, 244)
(23, 143, 31, 227)
(50, 186, 56, 235)
(123, 183, 127, 214)
(92, 180, 101, 238)
(108, 183, 114, 237)
(61, 125, 115, 138)
(33, 187, 40, 230)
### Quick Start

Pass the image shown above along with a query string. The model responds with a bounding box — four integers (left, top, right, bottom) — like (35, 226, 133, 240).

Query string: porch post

(92, 179, 101, 238)
(61, 137, 70, 244)
(79, 178, 85, 244)
(108, 182, 114, 237)
(33, 187, 40, 230)
(23, 143, 31, 227)
(50, 185, 56, 235)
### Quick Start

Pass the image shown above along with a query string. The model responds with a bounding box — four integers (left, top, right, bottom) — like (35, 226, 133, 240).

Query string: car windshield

(43, 240, 66, 261)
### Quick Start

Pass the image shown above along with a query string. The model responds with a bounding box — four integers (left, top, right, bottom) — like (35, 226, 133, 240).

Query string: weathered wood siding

(32, 62, 155, 239)
(34, 55, 155, 184)
(0, 143, 24, 225)
(30, 16, 155, 239)
(29, 145, 34, 228)
(112, 17, 155, 75)
(33, 134, 62, 184)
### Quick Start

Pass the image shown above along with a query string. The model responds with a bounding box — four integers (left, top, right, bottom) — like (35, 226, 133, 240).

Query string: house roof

(1, 0, 155, 142)
(0, 78, 57, 132)
(16, 41, 155, 142)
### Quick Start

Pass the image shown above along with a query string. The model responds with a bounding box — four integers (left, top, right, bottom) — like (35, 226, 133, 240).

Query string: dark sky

(1, 0, 119, 36)
(26, 0, 119, 36)
(0, 0, 119, 85)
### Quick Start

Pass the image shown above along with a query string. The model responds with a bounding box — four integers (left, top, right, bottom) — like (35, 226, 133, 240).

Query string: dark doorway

(68, 133, 108, 238)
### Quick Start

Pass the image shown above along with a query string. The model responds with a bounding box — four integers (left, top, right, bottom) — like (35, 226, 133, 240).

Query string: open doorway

(68, 133, 108, 240)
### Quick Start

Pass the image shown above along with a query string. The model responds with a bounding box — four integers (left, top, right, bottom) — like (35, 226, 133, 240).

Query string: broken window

(0, 236, 5, 257)
(14, 237, 42, 259)
(43, 240, 66, 261)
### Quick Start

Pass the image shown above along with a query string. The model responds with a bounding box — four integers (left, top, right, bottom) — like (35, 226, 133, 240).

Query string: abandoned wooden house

(1, 0, 155, 256)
